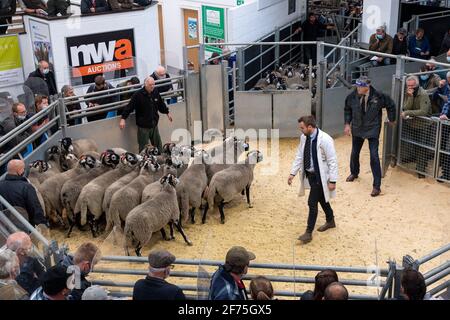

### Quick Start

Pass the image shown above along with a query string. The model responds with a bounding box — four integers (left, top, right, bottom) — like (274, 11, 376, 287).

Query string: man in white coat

(288, 116, 339, 244)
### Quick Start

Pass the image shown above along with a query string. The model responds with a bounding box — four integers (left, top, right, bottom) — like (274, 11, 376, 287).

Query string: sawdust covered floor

(49, 136, 450, 297)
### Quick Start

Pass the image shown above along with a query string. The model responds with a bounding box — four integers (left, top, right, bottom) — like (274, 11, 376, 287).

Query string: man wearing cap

(133, 249, 185, 300)
(209, 246, 256, 300)
(369, 26, 393, 67)
(392, 28, 408, 56)
(344, 76, 396, 197)
(30, 265, 74, 300)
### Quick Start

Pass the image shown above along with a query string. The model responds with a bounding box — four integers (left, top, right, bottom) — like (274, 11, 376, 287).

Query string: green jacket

(403, 87, 431, 117)
(369, 34, 393, 54)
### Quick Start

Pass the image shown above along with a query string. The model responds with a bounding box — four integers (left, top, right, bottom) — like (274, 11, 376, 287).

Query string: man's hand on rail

(119, 119, 126, 130)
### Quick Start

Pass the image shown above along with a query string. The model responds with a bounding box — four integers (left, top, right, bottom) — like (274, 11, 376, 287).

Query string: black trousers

(303, 45, 317, 65)
(306, 173, 334, 233)
(350, 136, 382, 189)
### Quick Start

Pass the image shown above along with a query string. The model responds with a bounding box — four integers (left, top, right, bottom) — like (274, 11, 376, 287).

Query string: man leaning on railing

(0, 0, 16, 35)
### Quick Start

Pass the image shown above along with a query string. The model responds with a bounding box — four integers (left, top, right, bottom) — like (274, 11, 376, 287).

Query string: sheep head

(141, 156, 160, 173)
(60, 137, 74, 153)
(246, 150, 264, 164)
(78, 154, 97, 169)
(140, 144, 159, 157)
(160, 173, 179, 188)
(120, 152, 140, 167)
(29, 160, 49, 173)
(101, 149, 121, 168)
(162, 143, 177, 156)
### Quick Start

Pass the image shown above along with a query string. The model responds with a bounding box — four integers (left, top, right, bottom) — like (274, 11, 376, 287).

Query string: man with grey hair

(324, 282, 349, 300)
(7, 232, 45, 295)
(369, 26, 393, 66)
(133, 249, 185, 300)
(120, 77, 173, 153)
(151, 66, 177, 104)
(0, 248, 28, 300)
(402, 75, 432, 178)
(0, 160, 47, 227)
(344, 76, 396, 197)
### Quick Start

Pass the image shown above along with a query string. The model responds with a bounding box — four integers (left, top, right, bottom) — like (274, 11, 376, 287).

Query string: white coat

(290, 129, 339, 203)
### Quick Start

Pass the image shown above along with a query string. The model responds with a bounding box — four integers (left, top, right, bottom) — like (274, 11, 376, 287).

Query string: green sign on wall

(202, 5, 225, 55)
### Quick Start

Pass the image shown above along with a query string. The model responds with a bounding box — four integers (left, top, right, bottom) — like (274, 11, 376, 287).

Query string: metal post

(316, 42, 326, 128)
(198, 44, 206, 67)
(392, 57, 406, 166)
(221, 61, 229, 130)
(182, 46, 189, 72)
(275, 26, 280, 65)
(236, 47, 244, 91)
(393, 264, 403, 299)
(199, 63, 208, 131)
(58, 97, 68, 138)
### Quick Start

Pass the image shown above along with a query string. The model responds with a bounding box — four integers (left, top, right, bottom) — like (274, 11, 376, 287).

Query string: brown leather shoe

(298, 231, 313, 243)
(346, 174, 358, 182)
(317, 220, 336, 232)
(371, 188, 381, 197)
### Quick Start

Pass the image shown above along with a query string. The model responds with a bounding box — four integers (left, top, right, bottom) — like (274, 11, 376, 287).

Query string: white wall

(22, 5, 160, 96)
(227, 0, 305, 44)
(362, 0, 400, 43)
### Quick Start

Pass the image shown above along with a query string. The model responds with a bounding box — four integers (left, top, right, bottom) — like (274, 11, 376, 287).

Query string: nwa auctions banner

(0, 35, 24, 88)
(66, 29, 137, 85)
(202, 5, 225, 57)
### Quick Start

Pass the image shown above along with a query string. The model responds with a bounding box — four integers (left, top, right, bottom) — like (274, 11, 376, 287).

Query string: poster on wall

(188, 17, 198, 39)
(66, 29, 137, 86)
(202, 5, 225, 58)
(0, 35, 24, 88)
(29, 19, 54, 69)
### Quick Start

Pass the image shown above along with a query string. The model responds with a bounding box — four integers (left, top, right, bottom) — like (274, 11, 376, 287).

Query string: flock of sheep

(27, 136, 263, 256)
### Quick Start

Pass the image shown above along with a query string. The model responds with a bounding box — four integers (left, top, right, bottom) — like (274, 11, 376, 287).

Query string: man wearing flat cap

(132, 249, 185, 300)
(344, 76, 396, 197)
(209, 246, 256, 300)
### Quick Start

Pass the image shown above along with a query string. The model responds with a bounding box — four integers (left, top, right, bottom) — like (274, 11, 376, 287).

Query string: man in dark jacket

(85, 75, 117, 122)
(133, 249, 185, 300)
(150, 66, 177, 104)
(440, 28, 450, 54)
(294, 13, 333, 64)
(0, 160, 47, 227)
(209, 246, 255, 300)
(392, 28, 408, 56)
(0, 103, 33, 154)
(120, 77, 173, 153)
(408, 28, 430, 60)
(0, 0, 16, 35)
(344, 76, 396, 197)
(27, 60, 57, 96)
(80, 0, 110, 14)
(58, 242, 101, 300)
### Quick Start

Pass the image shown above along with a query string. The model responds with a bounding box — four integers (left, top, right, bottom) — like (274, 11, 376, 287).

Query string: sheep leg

(201, 202, 209, 224)
(241, 189, 245, 196)
(88, 214, 99, 238)
(190, 207, 196, 224)
(160, 228, 172, 241)
(174, 221, 193, 246)
(218, 200, 225, 224)
(169, 222, 175, 240)
(246, 186, 253, 208)
(135, 243, 142, 257)
(67, 219, 76, 238)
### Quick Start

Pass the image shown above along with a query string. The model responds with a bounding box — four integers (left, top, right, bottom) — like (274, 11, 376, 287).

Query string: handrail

(0, 195, 49, 247)
(417, 243, 450, 265)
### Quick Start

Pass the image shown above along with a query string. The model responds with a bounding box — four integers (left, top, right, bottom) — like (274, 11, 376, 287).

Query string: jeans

(350, 136, 382, 189)
(306, 173, 334, 233)
(371, 57, 391, 67)
(137, 126, 162, 154)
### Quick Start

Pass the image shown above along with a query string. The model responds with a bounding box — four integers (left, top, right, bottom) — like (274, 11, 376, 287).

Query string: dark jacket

(0, 0, 16, 15)
(0, 175, 47, 226)
(392, 35, 408, 55)
(209, 265, 248, 300)
(121, 88, 169, 129)
(27, 69, 57, 96)
(85, 82, 117, 122)
(16, 256, 46, 295)
(58, 254, 90, 300)
(133, 276, 185, 300)
(408, 36, 431, 59)
(300, 20, 327, 41)
(345, 86, 396, 139)
(440, 32, 450, 54)
(0, 115, 33, 153)
(80, 0, 109, 14)
(150, 72, 173, 95)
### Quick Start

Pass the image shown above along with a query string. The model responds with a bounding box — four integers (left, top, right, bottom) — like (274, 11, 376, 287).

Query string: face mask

(40, 104, 49, 109)
(376, 34, 384, 40)
(447, 57, 450, 63)
(42, 68, 49, 75)
(16, 115, 26, 121)
(420, 75, 429, 81)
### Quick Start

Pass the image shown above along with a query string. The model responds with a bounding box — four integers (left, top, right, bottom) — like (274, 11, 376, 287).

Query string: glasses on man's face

(17, 110, 27, 115)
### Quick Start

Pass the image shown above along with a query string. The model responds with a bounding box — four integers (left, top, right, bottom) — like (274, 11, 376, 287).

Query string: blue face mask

(447, 57, 450, 63)
(420, 75, 429, 81)
(376, 34, 384, 40)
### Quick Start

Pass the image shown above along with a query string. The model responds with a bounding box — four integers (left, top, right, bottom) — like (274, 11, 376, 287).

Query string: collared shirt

(306, 128, 318, 173)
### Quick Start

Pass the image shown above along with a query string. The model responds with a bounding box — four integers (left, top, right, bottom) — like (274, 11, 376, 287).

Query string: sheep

(202, 150, 263, 224)
(38, 154, 99, 228)
(60, 137, 98, 158)
(45, 145, 79, 172)
(205, 137, 249, 183)
(61, 150, 122, 238)
(74, 150, 144, 237)
(124, 174, 192, 257)
(107, 157, 181, 233)
(252, 72, 278, 91)
(26, 161, 48, 220)
(102, 161, 143, 220)
(174, 150, 210, 225)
